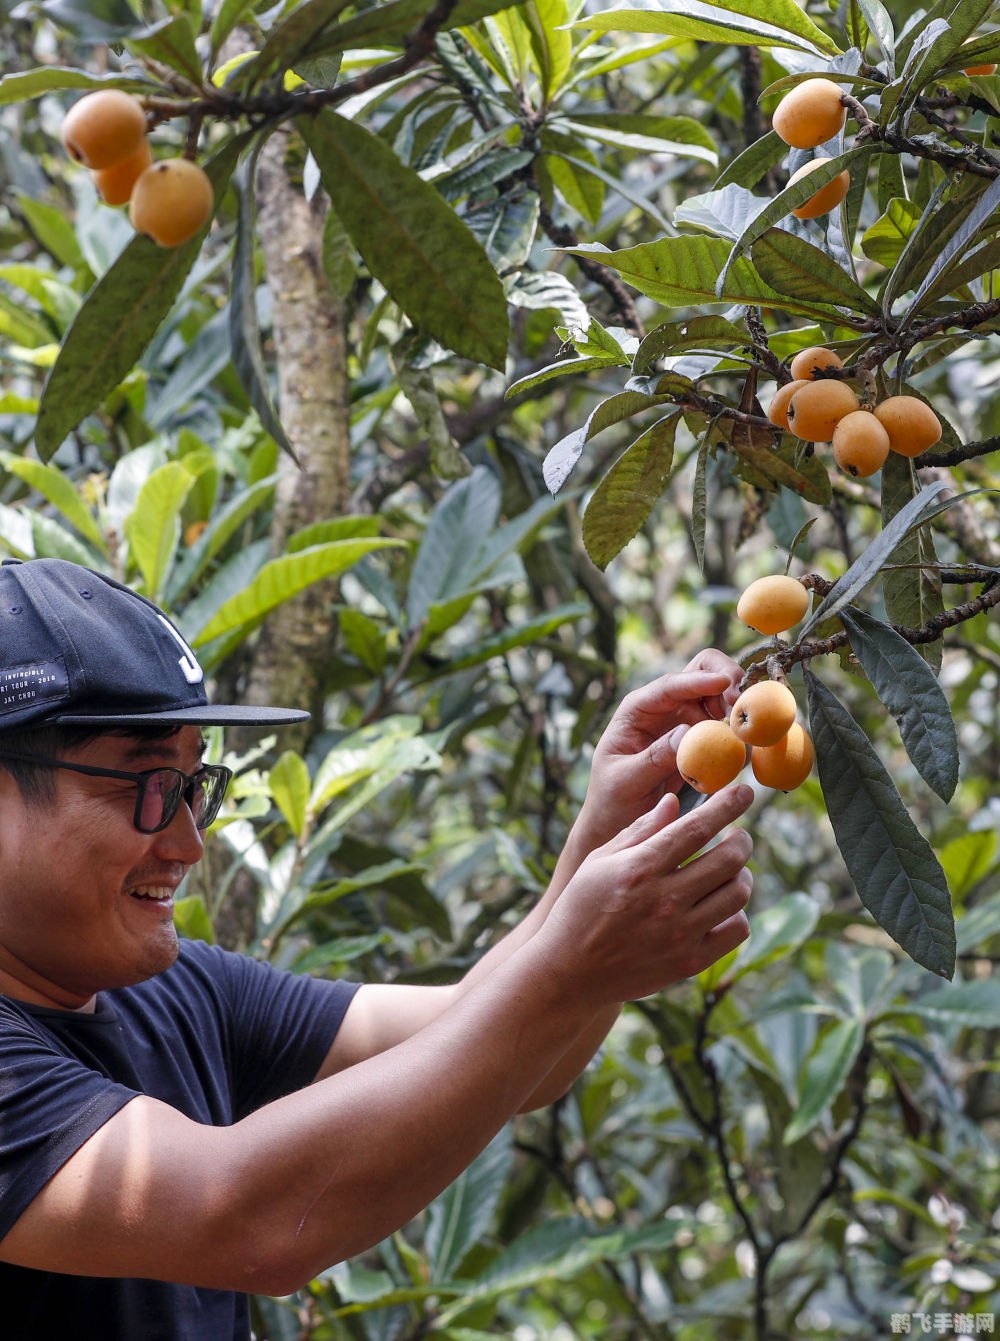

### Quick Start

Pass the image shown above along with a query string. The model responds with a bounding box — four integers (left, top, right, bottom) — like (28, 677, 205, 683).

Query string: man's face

(0, 725, 207, 1010)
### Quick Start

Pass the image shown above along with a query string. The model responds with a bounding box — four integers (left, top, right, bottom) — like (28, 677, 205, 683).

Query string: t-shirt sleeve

(185, 942, 361, 1119)
(0, 1005, 138, 1240)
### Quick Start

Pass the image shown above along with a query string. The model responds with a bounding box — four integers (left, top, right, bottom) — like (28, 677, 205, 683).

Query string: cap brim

(53, 704, 310, 727)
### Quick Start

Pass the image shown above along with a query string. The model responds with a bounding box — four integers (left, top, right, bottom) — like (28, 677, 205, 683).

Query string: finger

(691, 867, 753, 931)
(638, 783, 754, 870)
(688, 908, 752, 976)
(604, 790, 680, 854)
(680, 830, 754, 893)
(683, 649, 743, 717)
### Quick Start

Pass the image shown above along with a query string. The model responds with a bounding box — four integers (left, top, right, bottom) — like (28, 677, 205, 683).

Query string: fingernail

(735, 784, 754, 807)
(666, 725, 687, 750)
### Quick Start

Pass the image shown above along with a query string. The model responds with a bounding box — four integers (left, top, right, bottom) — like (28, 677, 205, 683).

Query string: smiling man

(0, 556, 755, 1340)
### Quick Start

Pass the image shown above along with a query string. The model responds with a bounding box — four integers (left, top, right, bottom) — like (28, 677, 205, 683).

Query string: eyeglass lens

(138, 769, 224, 833)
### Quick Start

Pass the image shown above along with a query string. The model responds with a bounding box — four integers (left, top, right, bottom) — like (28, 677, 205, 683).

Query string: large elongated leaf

(33, 135, 248, 461)
(124, 460, 201, 604)
(569, 236, 847, 325)
(313, 0, 513, 53)
(840, 607, 959, 802)
(230, 150, 295, 458)
(543, 389, 677, 494)
(785, 1017, 865, 1144)
(751, 229, 881, 316)
(0, 452, 105, 554)
(191, 538, 404, 644)
(128, 15, 202, 83)
(897, 979, 1000, 1029)
(0, 68, 148, 104)
(801, 479, 949, 635)
(299, 110, 508, 370)
(426, 1129, 513, 1283)
(571, 0, 839, 56)
(905, 174, 1000, 322)
(879, 453, 943, 669)
(582, 413, 679, 568)
(805, 671, 955, 979)
(731, 892, 820, 981)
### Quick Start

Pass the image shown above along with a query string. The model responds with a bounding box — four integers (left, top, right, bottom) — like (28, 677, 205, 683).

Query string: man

(0, 556, 754, 1339)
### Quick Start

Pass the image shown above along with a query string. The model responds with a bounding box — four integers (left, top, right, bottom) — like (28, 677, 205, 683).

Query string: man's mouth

(129, 886, 175, 904)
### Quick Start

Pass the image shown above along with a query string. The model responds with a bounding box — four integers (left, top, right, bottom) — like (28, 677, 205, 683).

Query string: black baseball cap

(0, 558, 309, 728)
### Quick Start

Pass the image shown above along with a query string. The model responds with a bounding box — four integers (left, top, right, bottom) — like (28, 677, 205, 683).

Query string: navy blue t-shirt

(0, 939, 359, 1340)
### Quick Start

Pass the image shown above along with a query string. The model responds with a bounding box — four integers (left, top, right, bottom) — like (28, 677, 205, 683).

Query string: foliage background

(2, 0, 1000, 1336)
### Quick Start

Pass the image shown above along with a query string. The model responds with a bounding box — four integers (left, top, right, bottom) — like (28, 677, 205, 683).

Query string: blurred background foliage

(2, 0, 1000, 1336)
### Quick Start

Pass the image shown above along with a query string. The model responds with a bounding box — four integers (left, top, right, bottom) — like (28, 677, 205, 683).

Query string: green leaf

(569, 235, 846, 325)
(542, 390, 677, 495)
(633, 316, 746, 374)
(805, 671, 955, 979)
(840, 607, 959, 802)
(269, 750, 311, 838)
(210, 0, 260, 58)
(0, 67, 147, 104)
(33, 135, 247, 461)
(426, 1129, 512, 1282)
(860, 196, 921, 268)
(191, 538, 405, 644)
(879, 453, 943, 670)
(716, 145, 878, 297)
(174, 895, 215, 944)
(407, 467, 504, 626)
(125, 461, 200, 604)
(166, 474, 277, 605)
(944, 831, 999, 904)
(903, 979, 1000, 1029)
(439, 603, 586, 675)
(785, 1018, 865, 1143)
(523, 0, 573, 100)
(692, 431, 710, 574)
(299, 110, 508, 370)
(751, 228, 881, 316)
(0, 453, 106, 554)
(313, 0, 512, 51)
(731, 892, 820, 980)
(571, 0, 840, 56)
(582, 413, 679, 569)
(801, 479, 950, 635)
(0, 290, 54, 348)
(17, 196, 87, 272)
(128, 15, 203, 83)
(39, 0, 143, 40)
(564, 112, 718, 166)
(905, 174, 1000, 321)
(230, 150, 295, 458)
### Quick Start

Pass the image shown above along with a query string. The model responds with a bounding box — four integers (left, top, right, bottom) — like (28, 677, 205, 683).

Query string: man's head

(0, 558, 307, 1010)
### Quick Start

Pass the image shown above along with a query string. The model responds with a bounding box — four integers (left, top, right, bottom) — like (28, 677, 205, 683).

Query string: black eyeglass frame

(0, 752, 233, 834)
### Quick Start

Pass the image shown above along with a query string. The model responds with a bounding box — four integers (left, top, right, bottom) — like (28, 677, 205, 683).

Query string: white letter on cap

(157, 615, 204, 685)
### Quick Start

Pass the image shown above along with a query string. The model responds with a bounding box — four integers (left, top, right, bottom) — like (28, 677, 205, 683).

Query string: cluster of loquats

(771, 77, 850, 219)
(675, 576, 815, 797)
(767, 345, 943, 478)
(60, 90, 214, 248)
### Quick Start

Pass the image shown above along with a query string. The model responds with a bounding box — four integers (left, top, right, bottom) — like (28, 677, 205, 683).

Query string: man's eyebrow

(120, 734, 207, 764)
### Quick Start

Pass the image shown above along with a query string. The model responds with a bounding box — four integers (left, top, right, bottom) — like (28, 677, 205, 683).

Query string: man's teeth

(131, 887, 173, 901)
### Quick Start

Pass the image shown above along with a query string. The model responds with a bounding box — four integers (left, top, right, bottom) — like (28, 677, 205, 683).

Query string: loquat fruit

(831, 409, 891, 477)
(751, 722, 815, 791)
(675, 720, 747, 795)
(767, 379, 810, 431)
(787, 158, 850, 219)
(772, 78, 847, 150)
(129, 159, 215, 248)
(785, 379, 860, 442)
(729, 680, 798, 747)
(61, 89, 147, 171)
(92, 138, 153, 206)
(872, 396, 942, 458)
(789, 345, 843, 381)
(736, 574, 810, 636)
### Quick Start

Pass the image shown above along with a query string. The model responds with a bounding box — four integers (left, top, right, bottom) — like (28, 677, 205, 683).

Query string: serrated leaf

(633, 316, 746, 374)
(269, 750, 311, 838)
(860, 196, 921, 268)
(299, 110, 509, 370)
(314, 0, 512, 52)
(34, 135, 247, 461)
(785, 1017, 864, 1144)
(857, 0, 894, 67)
(571, 0, 839, 56)
(0, 67, 147, 104)
(569, 235, 847, 325)
(166, 474, 277, 606)
(191, 538, 404, 644)
(805, 671, 955, 978)
(801, 479, 949, 635)
(565, 112, 717, 166)
(17, 196, 86, 272)
(751, 229, 881, 316)
(582, 413, 679, 568)
(716, 145, 878, 297)
(505, 354, 621, 400)
(692, 432, 710, 574)
(235, 0, 354, 86)
(542, 390, 675, 495)
(840, 607, 959, 802)
(905, 173, 1000, 322)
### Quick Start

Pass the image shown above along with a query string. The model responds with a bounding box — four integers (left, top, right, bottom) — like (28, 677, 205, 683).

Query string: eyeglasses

(0, 753, 232, 834)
